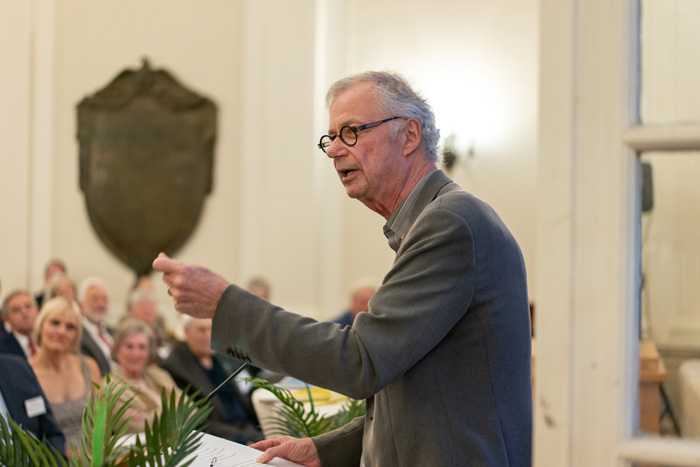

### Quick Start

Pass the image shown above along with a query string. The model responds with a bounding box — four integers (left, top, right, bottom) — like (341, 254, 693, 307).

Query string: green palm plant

(247, 377, 365, 438)
(0, 376, 212, 467)
(0, 415, 66, 467)
(112, 388, 211, 467)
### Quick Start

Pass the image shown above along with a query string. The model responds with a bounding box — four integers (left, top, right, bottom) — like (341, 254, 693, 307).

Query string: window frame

(538, 0, 700, 465)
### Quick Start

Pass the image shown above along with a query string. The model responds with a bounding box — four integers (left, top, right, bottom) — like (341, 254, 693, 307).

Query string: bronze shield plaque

(77, 60, 216, 276)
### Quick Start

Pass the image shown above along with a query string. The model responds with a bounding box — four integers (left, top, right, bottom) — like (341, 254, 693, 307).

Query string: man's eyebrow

(329, 118, 359, 133)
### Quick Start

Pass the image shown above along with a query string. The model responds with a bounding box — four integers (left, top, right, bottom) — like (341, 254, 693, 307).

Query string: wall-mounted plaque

(77, 59, 217, 276)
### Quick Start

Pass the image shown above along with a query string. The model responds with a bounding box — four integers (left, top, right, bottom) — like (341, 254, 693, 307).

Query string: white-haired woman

(107, 318, 183, 434)
(29, 297, 101, 456)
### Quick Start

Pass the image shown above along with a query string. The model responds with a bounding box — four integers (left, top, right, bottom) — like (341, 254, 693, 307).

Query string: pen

(209, 456, 217, 467)
(203, 362, 248, 404)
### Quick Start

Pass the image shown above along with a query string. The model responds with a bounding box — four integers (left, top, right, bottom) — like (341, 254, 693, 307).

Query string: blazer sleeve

(313, 416, 364, 467)
(211, 202, 476, 400)
(0, 355, 66, 456)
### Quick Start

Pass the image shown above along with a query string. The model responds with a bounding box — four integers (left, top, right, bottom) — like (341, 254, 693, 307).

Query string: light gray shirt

(0, 389, 8, 419)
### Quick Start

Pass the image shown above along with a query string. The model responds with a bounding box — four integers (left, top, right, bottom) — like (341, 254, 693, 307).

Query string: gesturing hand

(152, 252, 230, 319)
(250, 437, 321, 467)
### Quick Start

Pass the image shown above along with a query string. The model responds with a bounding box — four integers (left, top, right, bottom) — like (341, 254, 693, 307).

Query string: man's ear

(402, 118, 422, 156)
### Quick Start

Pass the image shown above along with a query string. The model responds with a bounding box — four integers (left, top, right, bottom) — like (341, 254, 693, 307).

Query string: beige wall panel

(52, 0, 244, 322)
(345, 0, 540, 299)
(0, 1, 32, 292)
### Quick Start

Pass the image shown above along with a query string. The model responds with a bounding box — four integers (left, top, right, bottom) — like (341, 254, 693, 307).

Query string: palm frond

(0, 414, 67, 467)
(331, 397, 366, 430)
(74, 374, 134, 466)
(125, 385, 212, 467)
(246, 377, 364, 439)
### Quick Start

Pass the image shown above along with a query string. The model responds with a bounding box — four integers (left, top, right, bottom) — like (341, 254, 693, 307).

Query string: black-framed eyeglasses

(317, 116, 404, 153)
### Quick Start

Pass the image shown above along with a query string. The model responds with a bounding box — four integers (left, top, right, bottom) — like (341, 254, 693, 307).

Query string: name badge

(24, 396, 46, 418)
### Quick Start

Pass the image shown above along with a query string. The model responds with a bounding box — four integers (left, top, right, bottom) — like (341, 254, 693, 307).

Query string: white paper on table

(185, 432, 304, 467)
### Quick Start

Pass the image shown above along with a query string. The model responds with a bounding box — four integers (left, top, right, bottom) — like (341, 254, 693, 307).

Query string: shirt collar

(12, 332, 32, 359)
(81, 316, 100, 334)
(383, 169, 438, 251)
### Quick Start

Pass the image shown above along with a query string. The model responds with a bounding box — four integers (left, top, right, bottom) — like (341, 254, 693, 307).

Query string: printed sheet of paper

(186, 432, 305, 467)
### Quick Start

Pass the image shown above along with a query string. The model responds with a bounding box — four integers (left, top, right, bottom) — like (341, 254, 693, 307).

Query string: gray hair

(1, 289, 34, 317)
(78, 276, 109, 304)
(180, 314, 211, 331)
(127, 288, 157, 311)
(48, 273, 77, 300)
(111, 318, 157, 365)
(326, 71, 441, 163)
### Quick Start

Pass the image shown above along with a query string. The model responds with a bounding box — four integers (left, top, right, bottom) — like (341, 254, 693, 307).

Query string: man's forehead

(329, 82, 379, 124)
(10, 293, 31, 303)
(87, 285, 107, 295)
(188, 321, 211, 332)
(46, 263, 65, 274)
(8, 293, 34, 308)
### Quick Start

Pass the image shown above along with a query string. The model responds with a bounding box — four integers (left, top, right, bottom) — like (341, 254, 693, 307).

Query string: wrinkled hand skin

(250, 437, 321, 467)
(152, 252, 230, 319)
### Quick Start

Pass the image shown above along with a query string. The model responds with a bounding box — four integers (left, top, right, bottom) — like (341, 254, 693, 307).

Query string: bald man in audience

(161, 316, 262, 444)
(246, 277, 272, 301)
(333, 281, 377, 328)
(78, 277, 115, 376)
(0, 290, 40, 359)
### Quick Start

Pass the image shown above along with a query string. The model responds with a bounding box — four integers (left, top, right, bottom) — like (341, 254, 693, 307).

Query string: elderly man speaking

(153, 71, 532, 467)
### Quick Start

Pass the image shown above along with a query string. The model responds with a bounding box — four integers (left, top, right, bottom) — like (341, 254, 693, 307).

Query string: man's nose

(325, 138, 346, 159)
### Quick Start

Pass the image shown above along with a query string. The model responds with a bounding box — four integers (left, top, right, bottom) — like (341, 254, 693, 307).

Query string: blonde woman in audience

(29, 297, 101, 456)
(107, 318, 182, 434)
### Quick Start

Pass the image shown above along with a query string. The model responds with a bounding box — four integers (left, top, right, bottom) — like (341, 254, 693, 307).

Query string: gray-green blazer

(212, 170, 532, 466)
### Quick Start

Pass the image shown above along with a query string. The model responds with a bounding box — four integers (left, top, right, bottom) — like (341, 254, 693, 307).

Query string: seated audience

(0, 290, 40, 359)
(48, 274, 77, 302)
(123, 288, 174, 360)
(78, 277, 115, 376)
(0, 354, 66, 457)
(332, 279, 377, 328)
(29, 297, 101, 456)
(35, 259, 67, 308)
(161, 316, 262, 444)
(107, 318, 182, 434)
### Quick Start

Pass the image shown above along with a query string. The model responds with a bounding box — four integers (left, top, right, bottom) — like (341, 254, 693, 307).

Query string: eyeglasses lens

(319, 124, 363, 153)
(340, 126, 357, 146)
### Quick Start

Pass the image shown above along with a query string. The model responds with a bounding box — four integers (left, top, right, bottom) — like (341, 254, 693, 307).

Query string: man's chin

(344, 184, 363, 199)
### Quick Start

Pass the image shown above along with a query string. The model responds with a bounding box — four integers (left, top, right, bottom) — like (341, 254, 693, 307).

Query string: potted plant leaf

(247, 377, 365, 438)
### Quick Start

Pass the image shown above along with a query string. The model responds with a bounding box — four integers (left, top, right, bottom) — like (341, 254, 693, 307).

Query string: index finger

(152, 252, 180, 273)
(249, 438, 284, 451)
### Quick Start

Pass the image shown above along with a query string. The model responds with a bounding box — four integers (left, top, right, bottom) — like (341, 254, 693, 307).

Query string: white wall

(343, 0, 540, 299)
(0, 1, 33, 294)
(0, 0, 540, 329)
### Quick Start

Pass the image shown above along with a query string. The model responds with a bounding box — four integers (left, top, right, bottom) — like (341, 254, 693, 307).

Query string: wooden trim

(618, 438, 700, 466)
(623, 124, 700, 151)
